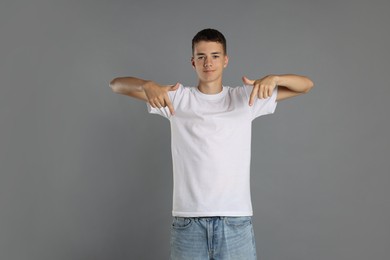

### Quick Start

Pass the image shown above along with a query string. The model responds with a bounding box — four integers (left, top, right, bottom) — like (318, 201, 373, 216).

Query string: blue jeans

(170, 216, 257, 260)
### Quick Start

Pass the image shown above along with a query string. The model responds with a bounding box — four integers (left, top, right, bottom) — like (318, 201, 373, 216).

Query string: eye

(212, 55, 220, 59)
(197, 56, 205, 60)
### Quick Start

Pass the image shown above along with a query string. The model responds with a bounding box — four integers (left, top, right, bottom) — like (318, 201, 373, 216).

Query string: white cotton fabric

(147, 84, 278, 217)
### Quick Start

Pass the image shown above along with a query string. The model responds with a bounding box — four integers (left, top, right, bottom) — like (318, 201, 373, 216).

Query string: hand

(143, 81, 180, 115)
(242, 75, 277, 106)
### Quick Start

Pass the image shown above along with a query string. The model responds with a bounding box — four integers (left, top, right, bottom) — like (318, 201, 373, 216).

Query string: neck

(197, 80, 223, 94)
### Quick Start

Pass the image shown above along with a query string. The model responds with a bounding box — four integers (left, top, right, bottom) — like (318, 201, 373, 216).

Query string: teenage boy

(110, 28, 313, 260)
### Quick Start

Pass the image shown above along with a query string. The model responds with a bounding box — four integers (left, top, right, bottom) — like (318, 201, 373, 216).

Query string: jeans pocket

(224, 216, 252, 228)
(172, 217, 193, 230)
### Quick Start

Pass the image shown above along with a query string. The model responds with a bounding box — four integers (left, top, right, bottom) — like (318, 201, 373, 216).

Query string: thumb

(169, 82, 180, 91)
(242, 76, 255, 85)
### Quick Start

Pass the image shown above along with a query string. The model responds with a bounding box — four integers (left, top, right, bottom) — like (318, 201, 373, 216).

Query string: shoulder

(168, 84, 193, 101)
(175, 84, 192, 91)
(226, 85, 250, 91)
(179, 85, 195, 96)
(226, 85, 251, 97)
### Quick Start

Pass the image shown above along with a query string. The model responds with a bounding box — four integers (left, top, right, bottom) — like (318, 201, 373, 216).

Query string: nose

(203, 57, 212, 68)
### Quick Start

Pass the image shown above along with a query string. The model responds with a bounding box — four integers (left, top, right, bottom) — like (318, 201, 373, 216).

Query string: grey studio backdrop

(1, 0, 389, 259)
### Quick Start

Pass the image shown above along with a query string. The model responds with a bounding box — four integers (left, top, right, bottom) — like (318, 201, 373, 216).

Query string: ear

(224, 55, 229, 68)
(191, 57, 195, 68)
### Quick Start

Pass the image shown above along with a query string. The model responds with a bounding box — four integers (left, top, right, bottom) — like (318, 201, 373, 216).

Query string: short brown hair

(192, 28, 227, 55)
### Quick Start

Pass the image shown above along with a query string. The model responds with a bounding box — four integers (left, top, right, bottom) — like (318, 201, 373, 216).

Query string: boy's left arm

(242, 74, 314, 105)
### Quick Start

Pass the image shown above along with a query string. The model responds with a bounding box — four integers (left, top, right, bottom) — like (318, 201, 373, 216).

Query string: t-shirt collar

(194, 86, 228, 100)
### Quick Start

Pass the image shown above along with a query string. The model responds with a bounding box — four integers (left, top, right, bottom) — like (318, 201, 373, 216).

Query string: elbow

(304, 78, 314, 93)
(109, 78, 120, 93)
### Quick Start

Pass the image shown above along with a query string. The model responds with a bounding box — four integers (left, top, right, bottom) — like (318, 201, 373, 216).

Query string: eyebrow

(195, 52, 222, 56)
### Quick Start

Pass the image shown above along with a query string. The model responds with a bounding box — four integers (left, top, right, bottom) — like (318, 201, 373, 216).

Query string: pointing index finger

(164, 94, 175, 116)
(249, 86, 258, 106)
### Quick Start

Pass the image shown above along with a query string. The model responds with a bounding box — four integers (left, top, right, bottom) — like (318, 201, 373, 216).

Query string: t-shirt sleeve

(243, 84, 278, 120)
(146, 84, 184, 119)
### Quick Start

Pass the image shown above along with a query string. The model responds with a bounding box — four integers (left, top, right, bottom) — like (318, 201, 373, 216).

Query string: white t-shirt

(147, 84, 278, 217)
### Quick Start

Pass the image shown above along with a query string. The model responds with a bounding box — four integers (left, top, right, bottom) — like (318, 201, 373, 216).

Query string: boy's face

(191, 41, 229, 84)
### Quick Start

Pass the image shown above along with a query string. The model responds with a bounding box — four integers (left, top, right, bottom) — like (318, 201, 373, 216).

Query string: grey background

(1, 0, 389, 259)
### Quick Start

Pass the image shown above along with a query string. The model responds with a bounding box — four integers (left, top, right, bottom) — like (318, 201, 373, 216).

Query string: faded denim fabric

(170, 216, 257, 260)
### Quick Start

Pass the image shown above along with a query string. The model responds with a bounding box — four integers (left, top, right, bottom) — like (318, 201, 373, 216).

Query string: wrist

(142, 80, 154, 91)
(272, 74, 281, 85)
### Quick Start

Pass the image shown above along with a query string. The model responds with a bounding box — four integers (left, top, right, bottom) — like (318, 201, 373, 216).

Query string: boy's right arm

(109, 77, 179, 115)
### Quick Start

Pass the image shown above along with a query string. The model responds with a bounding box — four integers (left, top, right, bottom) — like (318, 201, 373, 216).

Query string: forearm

(109, 76, 150, 94)
(274, 74, 314, 93)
